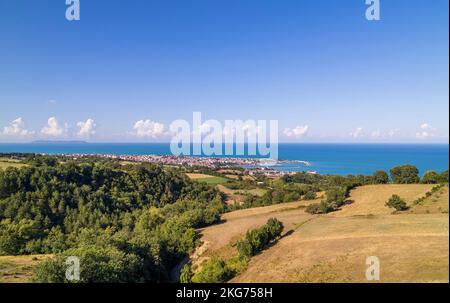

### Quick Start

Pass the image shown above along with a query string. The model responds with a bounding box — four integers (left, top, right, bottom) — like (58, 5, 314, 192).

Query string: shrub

(179, 264, 193, 283)
(191, 258, 232, 283)
(303, 191, 317, 200)
(305, 201, 334, 214)
(385, 195, 409, 211)
(236, 218, 283, 258)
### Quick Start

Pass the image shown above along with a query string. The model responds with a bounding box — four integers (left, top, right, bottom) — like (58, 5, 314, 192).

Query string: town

(67, 153, 314, 177)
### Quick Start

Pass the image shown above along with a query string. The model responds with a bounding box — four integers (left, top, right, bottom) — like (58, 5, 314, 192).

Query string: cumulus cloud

(133, 120, 166, 138)
(416, 123, 437, 139)
(41, 117, 68, 137)
(77, 119, 96, 138)
(349, 127, 364, 138)
(2, 117, 34, 137)
(283, 125, 309, 138)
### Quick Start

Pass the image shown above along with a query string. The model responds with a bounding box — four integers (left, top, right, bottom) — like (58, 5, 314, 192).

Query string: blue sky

(0, 0, 448, 143)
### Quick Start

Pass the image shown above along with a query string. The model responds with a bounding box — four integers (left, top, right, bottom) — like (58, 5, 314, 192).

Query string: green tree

(191, 258, 232, 283)
(421, 171, 440, 184)
(179, 264, 193, 283)
(390, 165, 420, 184)
(373, 170, 389, 184)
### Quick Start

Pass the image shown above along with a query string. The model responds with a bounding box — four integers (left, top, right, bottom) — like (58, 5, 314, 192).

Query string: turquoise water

(0, 143, 448, 176)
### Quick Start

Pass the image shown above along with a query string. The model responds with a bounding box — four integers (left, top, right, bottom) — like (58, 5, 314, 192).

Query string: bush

(179, 264, 193, 283)
(236, 218, 284, 258)
(305, 201, 335, 214)
(385, 195, 409, 211)
(303, 191, 317, 200)
(390, 165, 420, 184)
(191, 258, 232, 283)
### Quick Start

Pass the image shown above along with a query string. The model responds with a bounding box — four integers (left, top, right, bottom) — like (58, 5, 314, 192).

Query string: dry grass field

(0, 255, 51, 283)
(196, 184, 449, 283)
(0, 158, 27, 170)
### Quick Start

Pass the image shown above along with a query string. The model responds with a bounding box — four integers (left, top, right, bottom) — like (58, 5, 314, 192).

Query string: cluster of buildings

(67, 154, 316, 176)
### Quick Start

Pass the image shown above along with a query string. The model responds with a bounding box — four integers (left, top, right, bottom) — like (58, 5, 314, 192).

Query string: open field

(197, 184, 449, 283)
(186, 173, 230, 185)
(409, 185, 449, 214)
(216, 184, 267, 205)
(0, 158, 27, 170)
(0, 255, 51, 283)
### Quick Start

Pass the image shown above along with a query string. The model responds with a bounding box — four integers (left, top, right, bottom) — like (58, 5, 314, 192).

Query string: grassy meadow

(195, 184, 449, 283)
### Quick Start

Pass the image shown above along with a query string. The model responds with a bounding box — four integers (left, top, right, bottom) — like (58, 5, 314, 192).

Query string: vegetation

(236, 218, 284, 258)
(0, 155, 225, 282)
(385, 194, 409, 211)
(373, 170, 389, 184)
(390, 165, 420, 184)
(191, 218, 283, 283)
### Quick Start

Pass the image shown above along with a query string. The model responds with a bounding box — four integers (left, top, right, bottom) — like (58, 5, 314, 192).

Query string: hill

(196, 184, 449, 283)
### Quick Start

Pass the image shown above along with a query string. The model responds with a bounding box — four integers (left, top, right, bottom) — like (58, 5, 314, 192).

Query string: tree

(438, 170, 449, 183)
(421, 171, 440, 184)
(385, 194, 409, 211)
(191, 258, 232, 283)
(34, 245, 142, 283)
(390, 165, 420, 184)
(373, 170, 389, 184)
(179, 264, 193, 283)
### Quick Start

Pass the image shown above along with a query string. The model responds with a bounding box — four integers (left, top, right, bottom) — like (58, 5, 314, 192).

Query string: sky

(0, 0, 448, 143)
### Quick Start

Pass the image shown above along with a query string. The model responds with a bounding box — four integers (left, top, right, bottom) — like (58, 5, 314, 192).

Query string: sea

(0, 143, 448, 176)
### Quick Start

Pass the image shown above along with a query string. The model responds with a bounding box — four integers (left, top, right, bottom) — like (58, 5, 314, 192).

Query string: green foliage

(236, 218, 283, 258)
(390, 165, 420, 184)
(179, 264, 193, 283)
(373, 170, 389, 184)
(385, 194, 409, 211)
(303, 191, 317, 200)
(305, 201, 334, 214)
(0, 156, 226, 282)
(34, 245, 142, 283)
(421, 171, 440, 184)
(191, 258, 232, 283)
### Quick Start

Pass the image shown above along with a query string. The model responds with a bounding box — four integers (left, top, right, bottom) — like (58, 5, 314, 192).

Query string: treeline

(0, 156, 225, 282)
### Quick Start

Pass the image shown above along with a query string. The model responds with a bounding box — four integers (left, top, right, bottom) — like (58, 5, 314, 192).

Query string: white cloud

(41, 117, 68, 137)
(371, 130, 381, 138)
(416, 123, 437, 139)
(77, 119, 96, 138)
(2, 117, 34, 137)
(283, 125, 309, 138)
(349, 127, 364, 138)
(133, 120, 166, 138)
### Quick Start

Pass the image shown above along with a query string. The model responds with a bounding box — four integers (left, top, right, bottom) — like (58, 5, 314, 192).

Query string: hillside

(196, 184, 449, 283)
